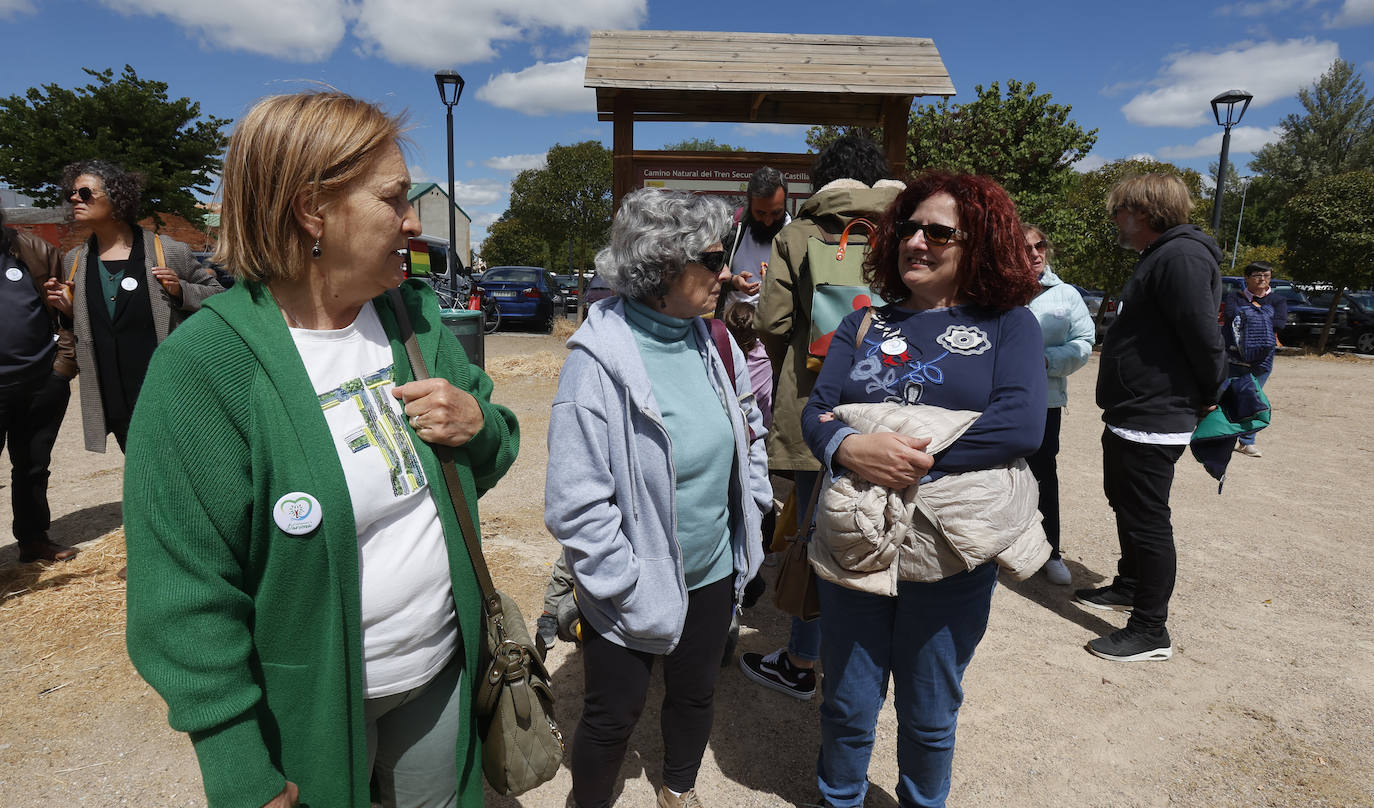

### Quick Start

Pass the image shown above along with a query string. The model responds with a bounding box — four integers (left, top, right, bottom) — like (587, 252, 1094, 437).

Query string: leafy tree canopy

(1052, 159, 1207, 297)
(1284, 170, 1374, 291)
(806, 79, 1097, 228)
(662, 137, 746, 152)
(484, 141, 612, 273)
(0, 66, 230, 226)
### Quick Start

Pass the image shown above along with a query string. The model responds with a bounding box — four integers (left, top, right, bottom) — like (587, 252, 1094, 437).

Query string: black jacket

(1096, 224, 1226, 433)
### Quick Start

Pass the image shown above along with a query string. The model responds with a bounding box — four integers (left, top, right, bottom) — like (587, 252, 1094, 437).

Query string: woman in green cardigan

(123, 91, 519, 808)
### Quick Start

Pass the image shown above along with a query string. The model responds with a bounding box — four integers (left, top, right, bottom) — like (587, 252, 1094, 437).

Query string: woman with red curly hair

(799, 172, 1047, 808)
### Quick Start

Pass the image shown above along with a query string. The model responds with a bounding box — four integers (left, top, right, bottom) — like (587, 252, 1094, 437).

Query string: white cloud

(106, 0, 644, 66)
(1216, 0, 1301, 16)
(1122, 38, 1339, 127)
(1073, 154, 1109, 173)
(731, 123, 813, 138)
(470, 211, 501, 229)
(1325, 0, 1374, 27)
(100, 0, 347, 61)
(484, 152, 548, 172)
(450, 179, 509, 208)
(0, 0, 35, 17)
(1127, 152, 1158, 162)
(475, 56, 595, 115)
(1156, 125, 1283, 159)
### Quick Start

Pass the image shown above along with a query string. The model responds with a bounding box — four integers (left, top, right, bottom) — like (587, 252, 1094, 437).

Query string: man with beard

(722, 166, 789, 306)
(1077, 173, 1224, 662)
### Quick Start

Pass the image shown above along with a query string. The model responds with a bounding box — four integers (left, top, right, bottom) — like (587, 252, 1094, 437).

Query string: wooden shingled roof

(585, 30, 955, 126)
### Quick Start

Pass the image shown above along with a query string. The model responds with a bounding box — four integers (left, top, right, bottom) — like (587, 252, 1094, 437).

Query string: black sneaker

(739, 648, 816, 700)
(1087, 626, 1172, 662)
(1074, 585, 1134, 612)
(535, 611, 559, 659)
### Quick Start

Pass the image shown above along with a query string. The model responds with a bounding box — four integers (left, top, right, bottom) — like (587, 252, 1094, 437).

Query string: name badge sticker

(273, 491, 323, 536)
(120, 276, 139, 292)
(5, 267, 22, 282)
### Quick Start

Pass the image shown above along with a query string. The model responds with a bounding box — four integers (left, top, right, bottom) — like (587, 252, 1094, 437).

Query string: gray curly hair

(595, 188, 731, 303)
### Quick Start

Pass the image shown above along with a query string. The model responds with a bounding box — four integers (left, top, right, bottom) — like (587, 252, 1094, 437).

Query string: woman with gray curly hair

(545, 188, 770, 808)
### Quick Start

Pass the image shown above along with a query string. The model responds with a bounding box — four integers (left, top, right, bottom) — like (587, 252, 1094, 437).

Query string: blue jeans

(788, 470, 822, 662)
(1237, 370, 1271, 446)
(815, 564, 998, 808)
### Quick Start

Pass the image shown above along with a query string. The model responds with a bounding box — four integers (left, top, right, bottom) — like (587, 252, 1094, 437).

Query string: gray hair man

(1076, 173, 1225, 663)
(722, 166, 789, 304)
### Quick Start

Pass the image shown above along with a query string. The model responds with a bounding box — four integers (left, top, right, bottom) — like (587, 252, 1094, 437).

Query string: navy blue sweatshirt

(802, 304, 1047, 478)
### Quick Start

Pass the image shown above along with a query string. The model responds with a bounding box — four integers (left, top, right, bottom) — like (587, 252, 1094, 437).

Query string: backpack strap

(854, 307, 876, 347)
(706, 318, 755, 442)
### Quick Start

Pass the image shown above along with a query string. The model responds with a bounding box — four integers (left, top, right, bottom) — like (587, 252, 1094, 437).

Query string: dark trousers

(0, 373, 71, 543)
(1101, 429, 1186, 632)
(1025, 408, 1062, 556)
(571, 575, 734, 808)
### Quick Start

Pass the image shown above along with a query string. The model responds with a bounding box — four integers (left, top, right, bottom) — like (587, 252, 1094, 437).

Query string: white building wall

(415, 187, 471, 268)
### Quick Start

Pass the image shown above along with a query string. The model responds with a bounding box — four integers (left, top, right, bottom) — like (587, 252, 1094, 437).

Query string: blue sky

(3, 0, 1372, 249)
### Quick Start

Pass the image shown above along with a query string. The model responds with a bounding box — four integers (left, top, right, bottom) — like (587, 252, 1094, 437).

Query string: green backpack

(805, 217, 888, 371)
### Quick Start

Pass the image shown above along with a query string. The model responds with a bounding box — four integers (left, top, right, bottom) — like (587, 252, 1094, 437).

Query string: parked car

(1068, 284, 1113, 344)
(554, 274, 581, 313)
(1308, 289, 1374, 354)
(1223, 277, 1349, 348)
(579, 273, 615, 318)
(477, 266, 561, 332)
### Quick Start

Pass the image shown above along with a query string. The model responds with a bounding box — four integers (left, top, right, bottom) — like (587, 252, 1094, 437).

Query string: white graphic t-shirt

(289, 302, 458, 698)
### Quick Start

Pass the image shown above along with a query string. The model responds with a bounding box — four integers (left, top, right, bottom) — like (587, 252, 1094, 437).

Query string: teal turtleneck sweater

(624, 298, 734, 590)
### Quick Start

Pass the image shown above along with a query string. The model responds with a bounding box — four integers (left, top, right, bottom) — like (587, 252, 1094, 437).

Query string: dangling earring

(311, 239, 322, 259)
(658, 295, 667, 310)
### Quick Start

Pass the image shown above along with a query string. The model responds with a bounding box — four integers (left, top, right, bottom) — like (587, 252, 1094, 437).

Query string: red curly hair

(865, 172, 1038, 311)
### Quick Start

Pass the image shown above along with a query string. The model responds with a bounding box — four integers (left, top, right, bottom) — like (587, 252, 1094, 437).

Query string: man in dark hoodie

(1076, 173, 1225, 662)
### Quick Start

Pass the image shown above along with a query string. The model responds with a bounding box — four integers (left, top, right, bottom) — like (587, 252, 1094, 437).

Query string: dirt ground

(2, 333, 1372, 808)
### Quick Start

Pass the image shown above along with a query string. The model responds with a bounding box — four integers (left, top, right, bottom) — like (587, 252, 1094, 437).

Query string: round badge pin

(273, 491, 323, 536)
(5, 267, 22, 282)
(120, 276, 139, 292)
(880, 337, 908, 356)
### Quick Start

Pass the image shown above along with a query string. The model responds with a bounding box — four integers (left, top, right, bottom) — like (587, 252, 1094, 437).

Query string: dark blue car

(477, 266, 561, 332)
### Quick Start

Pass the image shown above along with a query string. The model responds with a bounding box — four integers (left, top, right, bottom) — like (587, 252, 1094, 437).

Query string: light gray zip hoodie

(545, 297, 769, 654)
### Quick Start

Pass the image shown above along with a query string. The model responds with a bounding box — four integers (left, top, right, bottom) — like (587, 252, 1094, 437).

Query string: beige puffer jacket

(809, 402, 1051, 596)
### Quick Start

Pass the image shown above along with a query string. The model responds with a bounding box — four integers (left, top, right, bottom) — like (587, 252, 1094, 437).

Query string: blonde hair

(1105, 173, 1194, 233)
(214, 91, 407, 282)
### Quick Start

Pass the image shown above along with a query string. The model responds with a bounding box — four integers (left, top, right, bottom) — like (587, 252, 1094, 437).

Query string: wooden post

(882, 96, 908, 178)
(613, 94, 635, 212)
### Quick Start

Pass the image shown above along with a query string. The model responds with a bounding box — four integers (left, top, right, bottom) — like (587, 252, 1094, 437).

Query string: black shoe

(535, 612, 559, 659)
(1074, 584, 1134, 612)
(17, 537, 79, 563)
(1087, 626, 1173, 662)
(741, 574, 765, 609)
(739, 648, 816, 699)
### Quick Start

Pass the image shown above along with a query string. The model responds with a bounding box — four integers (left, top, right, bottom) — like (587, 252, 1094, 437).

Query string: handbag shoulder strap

(387, 288, 498, 605)
(152, 233, 166, 267)
(854, 307, 876, 347)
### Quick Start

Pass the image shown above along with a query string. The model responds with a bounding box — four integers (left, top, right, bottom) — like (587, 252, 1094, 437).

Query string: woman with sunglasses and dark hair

(545, 187, 769, 808)
(800, 172, 1046, 808)
(51, 159, 221, 453)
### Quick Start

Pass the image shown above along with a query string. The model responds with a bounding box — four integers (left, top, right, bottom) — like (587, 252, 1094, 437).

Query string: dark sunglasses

(1027, 239, 1048, 253)
(65, 186, 103, 203)
(895, 220, 964, 246)
(695, 250, 727, 272)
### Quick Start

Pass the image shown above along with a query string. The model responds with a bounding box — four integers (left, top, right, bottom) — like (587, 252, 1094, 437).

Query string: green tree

(480, 215, 552, 269)
(663, 138, 745, 152)
(806, 80, 1097, 228)
(503, 140, 612, 274)
(1248, 59, 1374, 235)
(1052, 159, 1207, 312)
(0, 66, 230, 226)
(1283, 170, 1374, 352)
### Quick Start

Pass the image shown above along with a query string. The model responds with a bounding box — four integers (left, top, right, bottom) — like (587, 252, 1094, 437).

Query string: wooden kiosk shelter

(585, 30, 956, 207)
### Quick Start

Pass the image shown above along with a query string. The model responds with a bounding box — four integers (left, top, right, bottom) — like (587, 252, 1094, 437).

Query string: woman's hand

(834, 432, 934, 489)
(151, 267, 182, 302)
(262, 781, 298, 807)
(394, 378, 484, 447)
(43, 277, 73, 316)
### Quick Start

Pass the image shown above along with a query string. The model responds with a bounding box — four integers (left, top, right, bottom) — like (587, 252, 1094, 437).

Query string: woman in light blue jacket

(545, 188, 769, 808)
(1024, 224, 1095, 585)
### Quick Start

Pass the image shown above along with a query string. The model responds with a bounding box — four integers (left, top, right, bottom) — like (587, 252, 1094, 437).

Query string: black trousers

(1101, 429, 1186, 632)
(571, 575, 734, 808)
(0, 373, 71, 543)
(1025, 407, 1062, 556)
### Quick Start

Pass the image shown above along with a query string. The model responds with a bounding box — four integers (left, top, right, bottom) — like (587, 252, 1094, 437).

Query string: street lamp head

(434, 70, 465, 108)
(1210, 89, 1253, 127)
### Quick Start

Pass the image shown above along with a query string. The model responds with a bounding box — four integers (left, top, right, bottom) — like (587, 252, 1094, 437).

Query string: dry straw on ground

(484, 350, 565, 381)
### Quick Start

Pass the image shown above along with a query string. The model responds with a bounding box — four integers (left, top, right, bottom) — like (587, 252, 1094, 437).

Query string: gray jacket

(544, 298, 769, 654)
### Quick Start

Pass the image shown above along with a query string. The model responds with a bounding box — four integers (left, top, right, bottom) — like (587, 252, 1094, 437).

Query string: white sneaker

(1236, 444, 1262, 457)
(1042, 557, 1071, 585)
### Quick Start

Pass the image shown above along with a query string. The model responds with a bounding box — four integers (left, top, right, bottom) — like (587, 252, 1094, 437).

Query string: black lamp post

(1210, 89, 1253, 236)
(434, 70, 465, 287)
(1231, 175, 1252, 270)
